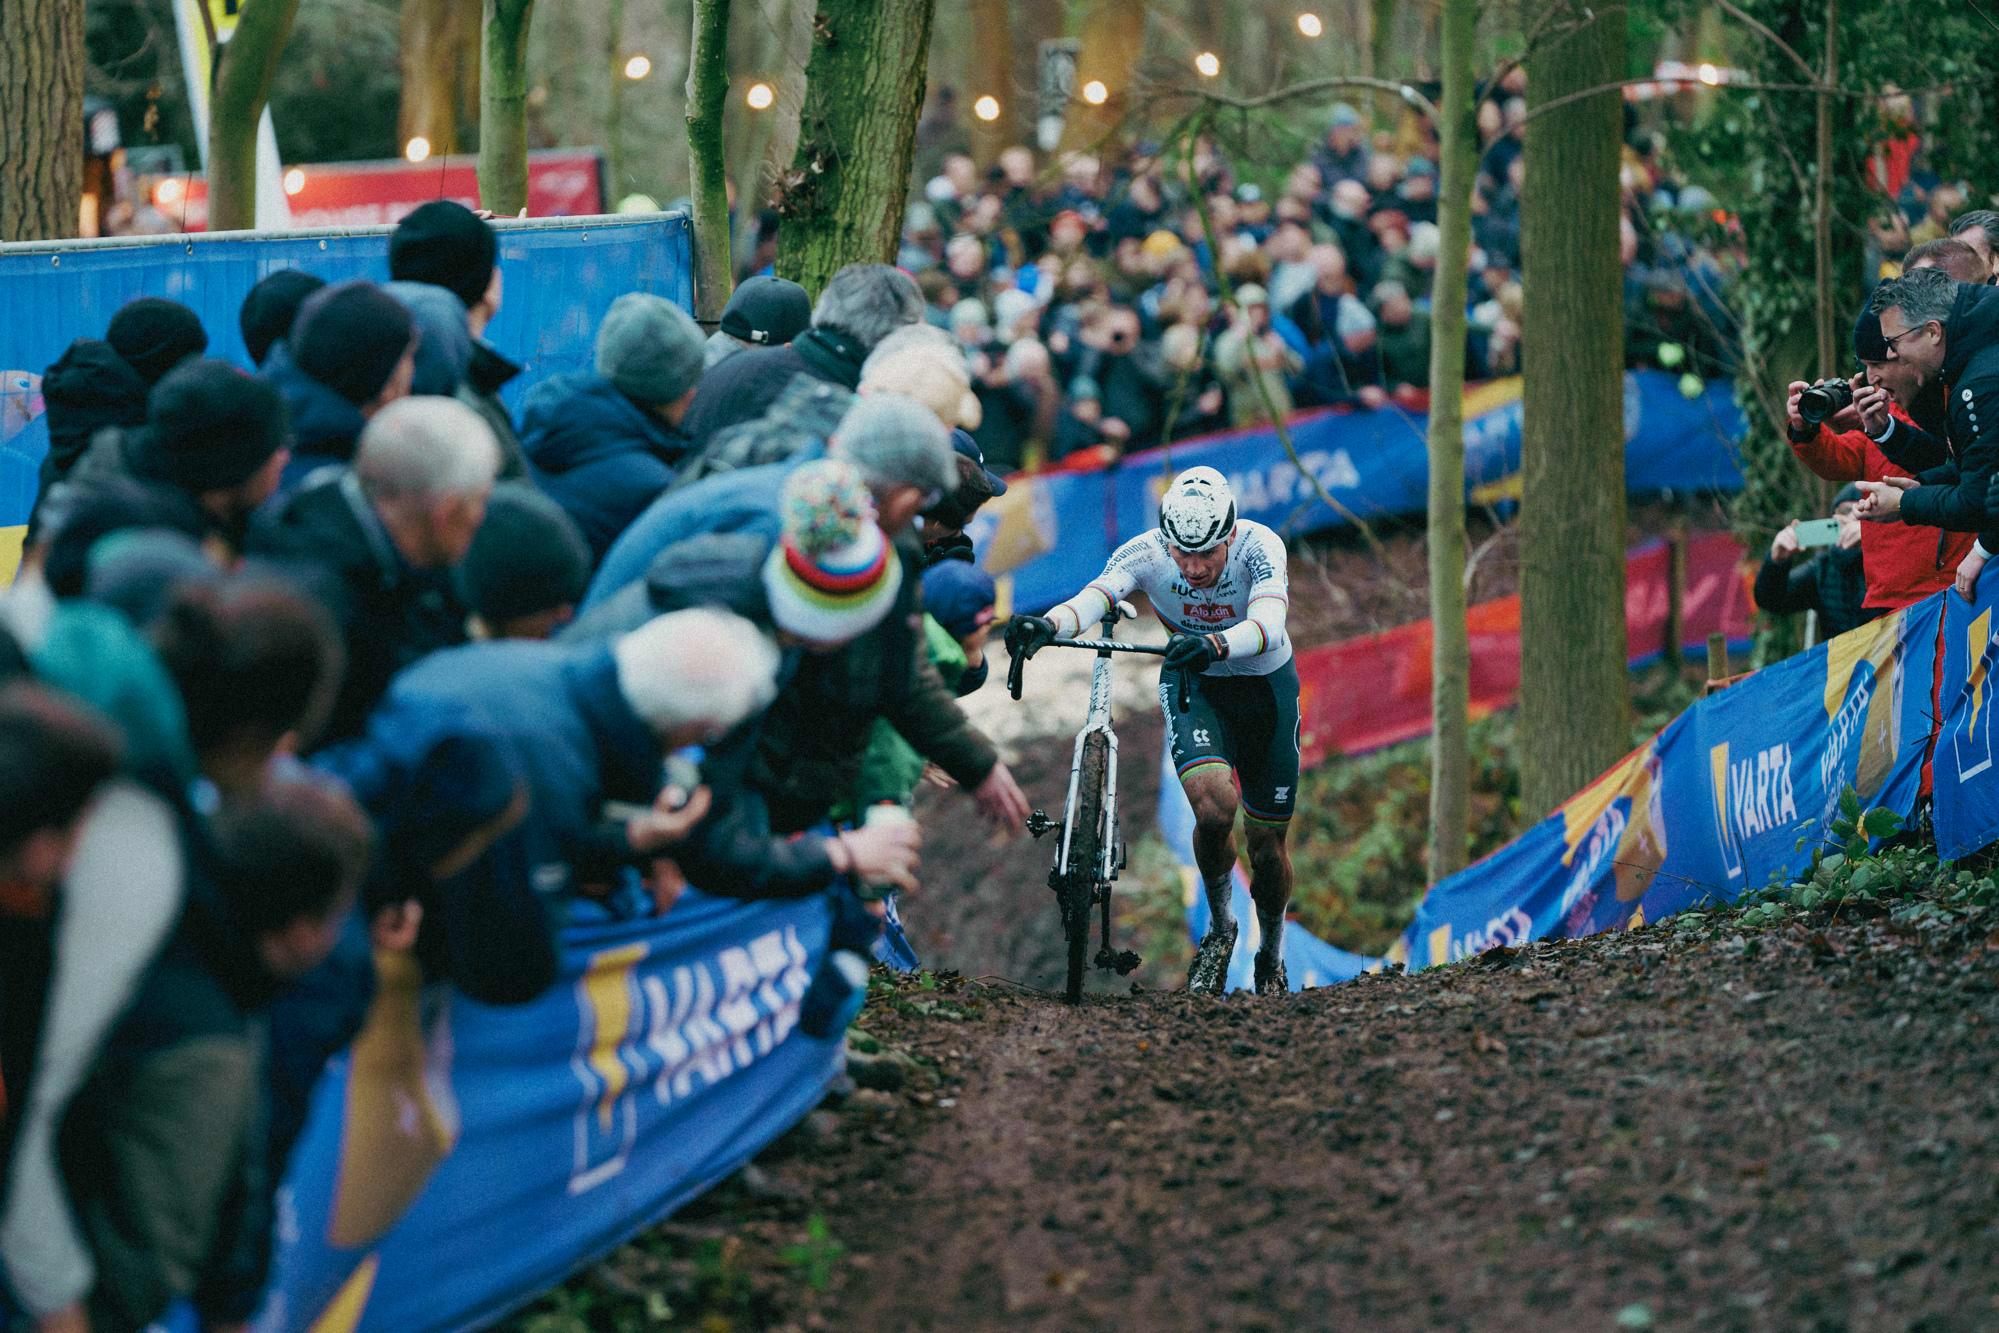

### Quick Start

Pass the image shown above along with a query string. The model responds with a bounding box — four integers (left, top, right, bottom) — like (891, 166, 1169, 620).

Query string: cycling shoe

(1254, 952, 1289, 996)
(1186, 921, 1237, 995)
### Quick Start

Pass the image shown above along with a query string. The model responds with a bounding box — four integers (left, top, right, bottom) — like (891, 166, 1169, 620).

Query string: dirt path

(588, 892, 1999, 1333)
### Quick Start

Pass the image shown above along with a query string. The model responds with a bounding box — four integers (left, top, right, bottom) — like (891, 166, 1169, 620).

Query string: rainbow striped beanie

(763, 459, 903, 644)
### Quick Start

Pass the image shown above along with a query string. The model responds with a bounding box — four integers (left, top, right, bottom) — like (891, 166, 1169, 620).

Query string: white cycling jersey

(1047, 520, 1291, 677)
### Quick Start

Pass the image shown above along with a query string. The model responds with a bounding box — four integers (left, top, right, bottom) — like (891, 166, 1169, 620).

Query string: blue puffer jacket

(259, 343, 368, 500)
(380, 637, 666, 907)
(583, 455, 815, 611)
(519, 372, 690, 564)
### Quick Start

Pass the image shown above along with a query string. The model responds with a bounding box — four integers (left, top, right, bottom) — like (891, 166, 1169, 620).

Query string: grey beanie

(829, 393, 958, 499)
(595, 292, 706, 407)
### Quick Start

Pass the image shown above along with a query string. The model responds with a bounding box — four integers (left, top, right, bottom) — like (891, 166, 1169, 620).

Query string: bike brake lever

(1008, 650, 1025, 701)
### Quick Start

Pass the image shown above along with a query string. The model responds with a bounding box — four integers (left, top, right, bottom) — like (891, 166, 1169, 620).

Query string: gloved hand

(1004, 614, 1057, 659)
(1164, 631, 1224, 672)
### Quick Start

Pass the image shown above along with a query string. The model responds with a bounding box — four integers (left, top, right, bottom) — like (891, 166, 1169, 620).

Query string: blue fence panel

(0, 214, 692, 532)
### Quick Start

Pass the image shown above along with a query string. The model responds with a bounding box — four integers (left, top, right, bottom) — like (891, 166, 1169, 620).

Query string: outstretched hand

(1854, 476, 1917, 523)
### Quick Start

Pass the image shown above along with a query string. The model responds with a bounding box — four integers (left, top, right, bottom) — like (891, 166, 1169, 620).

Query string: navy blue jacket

(519, 372, 690, 563)
(260, 343, 369, 501)
(584, 457, 808, 611)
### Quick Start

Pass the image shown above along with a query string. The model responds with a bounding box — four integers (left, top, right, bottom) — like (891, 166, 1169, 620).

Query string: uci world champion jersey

(1050, 520, 1292, 677)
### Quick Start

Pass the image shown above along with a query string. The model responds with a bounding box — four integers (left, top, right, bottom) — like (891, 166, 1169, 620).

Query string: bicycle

(1007, 601, 1190, 1003)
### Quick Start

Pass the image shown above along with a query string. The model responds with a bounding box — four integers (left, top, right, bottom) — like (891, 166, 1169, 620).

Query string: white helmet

(1159, 467, 1237, 553)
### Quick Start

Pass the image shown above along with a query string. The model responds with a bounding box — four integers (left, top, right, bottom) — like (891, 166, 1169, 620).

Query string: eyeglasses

(1877, 320, 1933, 357)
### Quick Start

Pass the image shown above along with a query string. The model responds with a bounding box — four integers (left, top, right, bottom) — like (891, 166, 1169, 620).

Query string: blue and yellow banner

(253, 889, 836, 1333)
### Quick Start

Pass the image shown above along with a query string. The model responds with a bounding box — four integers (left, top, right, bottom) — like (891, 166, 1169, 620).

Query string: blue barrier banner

(1928, 578, 1999, 859)
(975, 371, 1745, 614)
(0, 215, 692, 536)
(255, 888, 836, 1333)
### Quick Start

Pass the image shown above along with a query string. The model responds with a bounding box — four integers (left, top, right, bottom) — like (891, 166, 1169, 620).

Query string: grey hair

(811, 263, 923, 351)
(355, 396, 501, 500)
(1949, 208, 1999, 252)
(1371, 280, 1410, 306)
(1868, 264, 1958, 328)
(612, 608, 779, 739)
(859, 321, 964, 378)
(828, 393, 958, 498)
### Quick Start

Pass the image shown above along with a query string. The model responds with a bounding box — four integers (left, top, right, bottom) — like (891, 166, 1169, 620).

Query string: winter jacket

(584, 458, 810, 612)
(755, 533, 999, 834)
(0, 784, 184, 1321)
(59, 872, 281, 1332)
(1790, 410, 1967, 611)
(381, 639, 670, 905)
(461, 340, 529, 481)
(851, 615, 970, 813)
(519, 372, 690, 564)
(1377, 312, 1434, 390)
(35, 340, 149, 502)
(1753, 543, 1872, 637)
(672, 373, 854, 493)
(560, 532, 843, 899)
(1213, 325, 1303, 427)
(681, 325, 870, 447)
(1897, 283, 1999, 548)
(259, 343, 369, 500)
(247, 469, 469, 745)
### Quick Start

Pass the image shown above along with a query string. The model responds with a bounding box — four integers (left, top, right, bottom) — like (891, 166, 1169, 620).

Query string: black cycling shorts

(1160, 657, 1302, 826)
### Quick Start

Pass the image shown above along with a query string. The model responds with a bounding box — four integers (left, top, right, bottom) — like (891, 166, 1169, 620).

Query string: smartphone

(1794, 518, 1842, 548)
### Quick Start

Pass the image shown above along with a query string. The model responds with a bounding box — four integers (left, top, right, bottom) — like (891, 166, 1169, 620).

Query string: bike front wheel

(1062, 732, 1111, 1003)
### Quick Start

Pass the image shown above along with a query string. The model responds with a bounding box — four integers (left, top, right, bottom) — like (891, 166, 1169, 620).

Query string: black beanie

(106, 297, 209, 386)
(239, 269, 326, 366)
(389, 201, 499, 311)
(135, 359, 289, 493)
(290, 281, 415, 406)
(719, 275, 812, 348)
(458, 483, 593, 625)
(1852, 306, 1889, 363)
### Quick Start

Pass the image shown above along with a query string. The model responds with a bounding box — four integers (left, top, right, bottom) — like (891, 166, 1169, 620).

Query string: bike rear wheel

(1062, 732, 1110, 1003)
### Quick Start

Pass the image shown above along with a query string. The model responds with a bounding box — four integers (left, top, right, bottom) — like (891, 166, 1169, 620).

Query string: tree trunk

(1813, 0, 1838, 383)
(605, 0, 626, 200)
(1425, 0, 1475, 880)
(1370, 0, 1398, 80)
(400, 0, 479, 157)
(776, 0, 937, 297)
(0, 0, 84, 242)
(208, 0, 301, 233)
(688, 0, 734, 320)
(1517, 4, 1629, 818)
(728, 0, 810, 260)
(479, 0, 537, 216)
(1055, 0, 1145, 157)
(967, 0, 1017, 165)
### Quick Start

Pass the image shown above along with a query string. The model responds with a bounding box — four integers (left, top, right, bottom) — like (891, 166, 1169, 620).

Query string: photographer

(1853, 266, 1999, 598)
(1754, 488, 1869, 637)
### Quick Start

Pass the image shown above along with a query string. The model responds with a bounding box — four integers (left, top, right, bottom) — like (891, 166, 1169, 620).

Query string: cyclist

(1005, 467, 1297, 995)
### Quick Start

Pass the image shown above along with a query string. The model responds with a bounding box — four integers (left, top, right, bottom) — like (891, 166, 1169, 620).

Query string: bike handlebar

(1007, 638, 1192, 712)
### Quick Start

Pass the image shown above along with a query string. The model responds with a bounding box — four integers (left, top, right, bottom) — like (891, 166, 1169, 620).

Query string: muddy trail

(518, 889, 1999, 1333)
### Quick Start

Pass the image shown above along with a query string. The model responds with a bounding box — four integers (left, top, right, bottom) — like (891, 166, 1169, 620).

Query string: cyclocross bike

(1008, 600, 1190, 1003)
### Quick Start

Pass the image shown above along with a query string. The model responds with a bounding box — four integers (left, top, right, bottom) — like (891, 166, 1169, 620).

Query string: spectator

(104, 297, 209, 388)
(1312, 104, 1370, 187)
(1213, 285, 1303, 427)
(1287, 245, 1386, 408)
(383, 281, 474, 397)
(1372, 281, 1433, 396)
(683, 262, 924, 444)
(458, 482, 593, 641)
(1059, 303, 1169, 455)
(238, 269, 325, 368)
(1754, 488, 1870, 636)
(249, 396, 500, 744)
(36, 340, 150, 503)
(1948, 209, 1999, 284)
(1910, 183, 1967, 247)
(706, 274, 813, 368)
(388, 200, 530, 478)
(520, 292, 705, 562)
(263, 281, 417, 497)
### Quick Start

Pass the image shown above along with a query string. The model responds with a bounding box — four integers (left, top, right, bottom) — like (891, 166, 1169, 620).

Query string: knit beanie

(106, 297, 209, 386)
(134, 359, 289, 493)
(290, 281, 416, 406)
(459, 482, 593, 625)
(921, 559, 997, 640)
(384, 281, 474, 395)
(1852, 306, 1889, 363)
(761, 459, 903, 645)
(595, 292, 706, 407)
(388, 200, 499, 310)
(238, 270, 326, 366)
(720, 275, 812, 348)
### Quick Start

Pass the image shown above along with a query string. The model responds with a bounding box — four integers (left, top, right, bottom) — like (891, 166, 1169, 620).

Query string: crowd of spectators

(0, 202, 1026, 1331)
(880, 75, 1743, 474)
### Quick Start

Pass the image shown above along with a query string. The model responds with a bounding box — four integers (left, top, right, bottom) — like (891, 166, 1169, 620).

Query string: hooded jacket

(1898, 282, 1999, 544)
(246, 469, 469, 745)
(259, 343, 369, 500)
(519, 371, 690, 563)
(680, 325, 869, 447)
(460, 340, 529, 481)
(36, 340, 149, 499)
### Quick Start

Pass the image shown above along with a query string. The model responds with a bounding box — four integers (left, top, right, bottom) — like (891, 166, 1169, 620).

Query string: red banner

(1296, 532, 1754, 764)
(151, 149, 605, 232)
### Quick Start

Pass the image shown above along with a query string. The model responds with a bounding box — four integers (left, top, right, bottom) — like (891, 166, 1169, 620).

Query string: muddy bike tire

(1063, 732, 1110, 1003)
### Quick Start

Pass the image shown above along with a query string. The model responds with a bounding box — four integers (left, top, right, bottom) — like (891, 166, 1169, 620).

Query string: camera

(1797, 377, 1855, 427)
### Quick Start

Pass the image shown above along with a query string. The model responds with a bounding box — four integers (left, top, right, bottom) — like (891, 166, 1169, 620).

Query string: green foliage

(778, 1214, 846, 1291)
(269, 0, 402, 164)
(1736, 787, 1996, 928)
